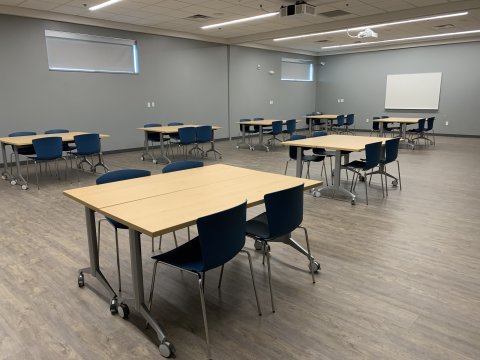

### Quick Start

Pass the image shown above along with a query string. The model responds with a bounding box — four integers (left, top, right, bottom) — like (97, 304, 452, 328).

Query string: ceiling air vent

(186, 14, 213, 22)
(318, 10, 351, 18)
(432, 24, 455, 30)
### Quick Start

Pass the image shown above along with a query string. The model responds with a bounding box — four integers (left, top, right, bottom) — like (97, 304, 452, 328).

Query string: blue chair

(341, 141, 384, 205)
(381, 115, 399, 137)
(282, 119, 296, 140)
(96, 169, 151, 298)
(161, 160, 204, 248)
(8, 131, 37, 177)
(311, 131, 337, 185)
(44, 129, 76, 153)
(370, 137, 402, 196)
(73, 133, 109, 173)
(424, 117, 435, 146)
(344, 114, 355, 135)
(407, 118, 426, 144)
(332, 115, 345, 133)
(177, 127, 196, 159)
(253, 117, 267, 133)
(246, 184, 319, 312)
(28, 136, 68, 189)
(306, 112, 323, 132)
(192, 125, 212, 157)
(148, 201, 261, 359)
(167, 122, 184, 147)
(284, 134, 327, 180)
(143, 123, 170, 158)
(370, 117, 381, 136)
(267, 120, 283, 148)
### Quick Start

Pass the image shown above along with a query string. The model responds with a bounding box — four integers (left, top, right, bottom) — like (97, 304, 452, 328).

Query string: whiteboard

(385, 72, 442, 110)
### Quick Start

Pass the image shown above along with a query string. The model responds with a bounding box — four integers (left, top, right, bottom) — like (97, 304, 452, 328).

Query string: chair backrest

(384, 138, 400, 164)
(44, 129, 69, 134)
(417, 118, 426, 131)
(178, 127, 196, 144)
(372, 117, 380, 131)
(253, 117, 264, 120)
(144, 123, 161, 142)
(265, 184, 304, 238)
(9, 131, 37, 137)
(346, 114, 354, 126)
(288, 134, 306, 160)
(285, 119, 296, 133)
(32, 136, 63, 160)
(162, 160, 204, 173)
(311, 131, 327, 137)
(195, 125, 212, 143)
(168, 122, 184, 126)
(336, 115, 345, 126)
(426, 117, 435, 131)
(239, 118, 251, 132)
(74, 133, 101, 155)
(381, 116, 389, 119)
(271, 121, 282, 134)
(197, 201, 247, 271)
(364, 142, 382, 170)
(96, 169, 151, 185)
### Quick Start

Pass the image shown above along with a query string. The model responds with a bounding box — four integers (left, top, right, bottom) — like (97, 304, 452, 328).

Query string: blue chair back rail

(74, 133, 101, 155)
(364, 141, 382, 170)
(195, 125, 212, 143)
(285, 119, 296, 134)
(336, 115, 345, 127)
(265, 184, 304, 238)
(288, 134, 307, 160)
(271, 121, 283, 135)
(425, 117, 435, 131)
(168, 122, 184, 126)
(178, 127, 196, 145)
(345, 114, 354, 126)
(372, 119, 380, 131)
(144, 123, 162, 142)
(32, 137, 63, 160)
(162, 160, 203, 173)
(44, 129, 69, 134)
(417, 118, 426, 131)
(384, 138, 400, 164)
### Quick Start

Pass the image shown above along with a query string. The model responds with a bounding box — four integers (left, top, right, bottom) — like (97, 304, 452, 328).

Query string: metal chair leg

(240, 249, 262, 316)
(217, 264, 224, 289)
(364, 170, 369, 205)
(197, 274, 212, 359)
(264, 246, 275, 313)
(148, 261, 159, 312)
(114, 228, 122, 294)
(298, 226, 316, 284)
(151, 236, 154, 252)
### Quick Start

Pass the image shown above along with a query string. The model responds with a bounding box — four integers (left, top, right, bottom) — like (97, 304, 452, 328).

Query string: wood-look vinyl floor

(1, 135, 479, 360)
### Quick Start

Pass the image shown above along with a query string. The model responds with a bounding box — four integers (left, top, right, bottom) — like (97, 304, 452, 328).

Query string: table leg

(236, 126, 251, 150)
(318, 150, 356, 203)
(379, 123, 384, 137)
(141, 132, 156, 162)
(255, 126, 269, 152)
(400, 123, 415, 150)
(295, 147, 303, 177)
(78, 207, 117, 301)
(1, 142, 10, 181)
(158, 133, 171, 164)
(10, 146, 29, 190)
(123, 229, 174, 358)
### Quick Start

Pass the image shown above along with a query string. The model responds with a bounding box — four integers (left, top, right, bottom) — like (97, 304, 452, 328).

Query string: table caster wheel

(153, 159, 157, 164)
(254, 240, 263, 250)
(117, 303, 129, 319)
(110, 298, 118, 315)
(236, 145, 239, 149)
(392, 180, 398, 187)
(140, 156, 145, 161)
(21, 184, 28, 190)
(159, 340, 175, 358)
(351, 199, 356, 205)
(78, 273, 85, 288)
(308, 260, 321, 273)
(313, 191, 321, 198)
(1, 174, 6, 180)
(10, 179, 17, 186)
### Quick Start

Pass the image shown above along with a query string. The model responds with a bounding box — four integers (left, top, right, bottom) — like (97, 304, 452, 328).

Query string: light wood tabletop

(137, 125, 221, 134)
(238, 120, 287, 126)
(282, 135, 386, 152)
(64, 164, 320, 237)
(304, 114, 338, 119)
(0, 132, 110, 146)
(372, 117, 421, 123)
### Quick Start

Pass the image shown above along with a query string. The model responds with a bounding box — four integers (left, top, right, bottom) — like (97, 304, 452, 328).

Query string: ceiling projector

(280, 1, 315, 17)
(357, 28, 378, 38)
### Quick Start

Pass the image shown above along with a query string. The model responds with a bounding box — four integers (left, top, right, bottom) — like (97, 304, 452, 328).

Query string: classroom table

(304, 114, 339, 134)
(283, 135, 386, 204)
(63, 164, 320, 358)
(137, 125, 221, 164)
(236, 119, 289, 152)
(372, 117, 421, 149)
(0, 132, 109, 190)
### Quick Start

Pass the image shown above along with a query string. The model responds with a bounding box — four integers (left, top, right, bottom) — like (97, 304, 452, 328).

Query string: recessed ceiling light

(201, 12, 279, 30)
(273, 11, 468, 41)
(320, 29, 480, 50)
(89, 0, 122, 11)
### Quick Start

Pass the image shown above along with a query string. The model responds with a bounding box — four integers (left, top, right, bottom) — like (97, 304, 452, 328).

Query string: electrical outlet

(340, 99, 344, 103)
(445, 121, 448, 126)
(337, 99, 341, 103)
(366, 118, 369, 122)
(151, 101, 155, 107)
(269, 100, 274, 105)
(147, 102, 151, 108)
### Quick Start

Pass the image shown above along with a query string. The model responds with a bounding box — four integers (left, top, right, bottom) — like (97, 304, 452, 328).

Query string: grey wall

(316, 42, 480, 135)
(229, 46, 316, 137)
(0, 14, 229, 153)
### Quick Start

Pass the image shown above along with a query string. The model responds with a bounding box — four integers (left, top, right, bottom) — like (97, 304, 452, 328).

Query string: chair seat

(313, 149, 335, 157)
(151, 236, 205, 272)
(343, 160, 367, 170)
(302, 154, 325, 162)
(246, 213, 270, 240)
(18, 148, 36, 156)
(27, 154, 61, 161)
(106, 217, 128, 230)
